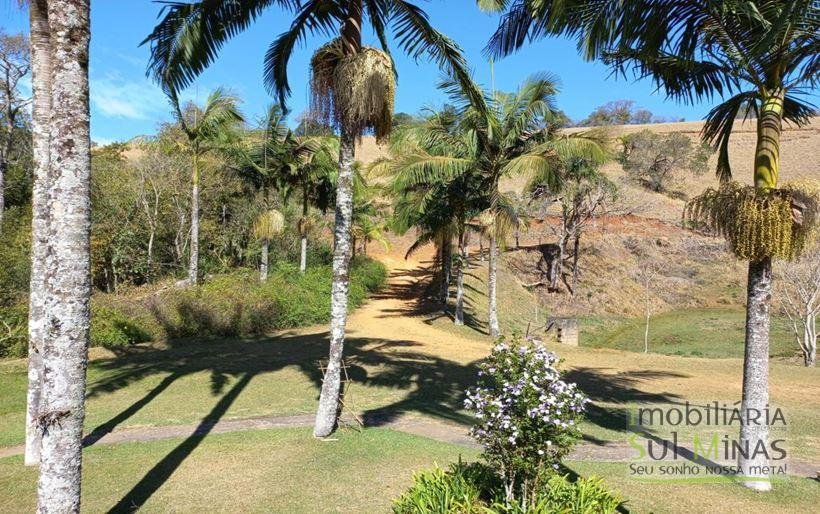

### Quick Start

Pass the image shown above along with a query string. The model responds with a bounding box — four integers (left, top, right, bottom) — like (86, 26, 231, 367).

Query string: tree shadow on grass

(563, 367, 688, 441)
(85, 328, 481, 510)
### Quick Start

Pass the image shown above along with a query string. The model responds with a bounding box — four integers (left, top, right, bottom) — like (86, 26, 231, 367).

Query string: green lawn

(1, 427, 816, 513)
(0, 428, 477, 513)
(580, 308, 798, 358)
(0, 332, 478, 449)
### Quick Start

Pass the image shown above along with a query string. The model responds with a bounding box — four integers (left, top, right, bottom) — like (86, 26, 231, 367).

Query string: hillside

(358, 117, 819, 330)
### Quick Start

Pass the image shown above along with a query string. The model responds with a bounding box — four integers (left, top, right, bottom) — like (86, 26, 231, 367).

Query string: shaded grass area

(0, 428, 478, 513)
(580, 308, 797, 359)
(426, 257, 540, 340)
(0, 331, 478, 449)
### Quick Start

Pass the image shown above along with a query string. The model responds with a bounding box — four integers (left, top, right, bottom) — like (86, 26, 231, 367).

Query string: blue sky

(2, 1, 719, 144)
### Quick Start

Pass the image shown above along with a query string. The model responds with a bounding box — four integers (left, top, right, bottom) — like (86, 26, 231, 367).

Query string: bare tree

(0, 30, 30, 229)
(637, 259, 665, 353)
(777, 252, 819, 366)
(534, 162, 616, 294)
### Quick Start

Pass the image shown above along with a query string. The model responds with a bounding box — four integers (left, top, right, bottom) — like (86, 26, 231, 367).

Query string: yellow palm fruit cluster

(684, 180, 819, 261)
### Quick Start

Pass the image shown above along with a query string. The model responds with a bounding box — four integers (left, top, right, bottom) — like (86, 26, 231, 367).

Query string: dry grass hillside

(357, 117, 819, 323)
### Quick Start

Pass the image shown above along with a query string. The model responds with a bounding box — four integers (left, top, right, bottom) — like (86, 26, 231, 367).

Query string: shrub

(146, 257, 387, 340)
(90, 306, 152, 350)
(393, 462, 624, 514)
(392, 461, 493, 514)
(494, 474, 624, 514)
(464, 336, 588, 505)
(0, 304, 28, 358)
(0, 303, 152, 357)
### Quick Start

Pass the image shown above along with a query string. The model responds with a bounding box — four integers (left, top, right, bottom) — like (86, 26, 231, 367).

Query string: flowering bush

(464, 336, 588, 504)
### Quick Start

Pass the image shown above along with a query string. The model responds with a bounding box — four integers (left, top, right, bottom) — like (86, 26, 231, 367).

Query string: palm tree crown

(142, 0, 482, 109)
(483, 0, 819, 185)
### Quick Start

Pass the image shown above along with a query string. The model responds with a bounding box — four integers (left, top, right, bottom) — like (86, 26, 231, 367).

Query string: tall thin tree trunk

(455, 230, 466, 326)
(314, 123, 356, 438)
(571, 230, 581, 294)
(488, 231, 500, 337)
(25, 0, 51, 467)
(188, 155, 199, 284)
(737, 89, 783, 491)
(300, 193, 308, 273)
(0, 159, 5, 228)
(439, 235, 451, 307)
(37, 1, 92, 511)
(738, 257, 772, 491)
(260, 241, 269, 281)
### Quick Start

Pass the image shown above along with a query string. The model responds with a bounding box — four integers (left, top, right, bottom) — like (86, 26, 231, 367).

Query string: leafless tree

(0, 30, 30, 229)
(777, 252, 819, 366)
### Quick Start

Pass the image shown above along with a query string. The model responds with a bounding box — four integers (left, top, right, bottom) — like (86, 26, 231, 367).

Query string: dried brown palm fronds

(684, 181, 819, 261)
(310, 40, 395, 142)
(253, 209, 285, 242)
(297, 216, 314, 237)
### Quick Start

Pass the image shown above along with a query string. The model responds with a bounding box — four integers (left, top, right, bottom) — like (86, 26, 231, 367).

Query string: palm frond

(701, 90, 759, 182)
(142, 0, 297, 93)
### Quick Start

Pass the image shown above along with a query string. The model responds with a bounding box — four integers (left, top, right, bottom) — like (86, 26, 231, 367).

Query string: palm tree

(485, 0, 818, 490)
(253, 105, 337, 272)
(168, 89, 244, 285)
(440, 74, 605, 337)
(502, 191, 532, 248)
(351, 166, 390, 258)
(383, 106, 485, 323)
(143, 0, 479, 437)
(30, 0, 92, 510)
(253, 208, 285, 281)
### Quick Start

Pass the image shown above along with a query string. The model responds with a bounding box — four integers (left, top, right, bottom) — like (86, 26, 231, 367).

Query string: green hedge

(0, 257, 387, 358)
(0, 304, 151, 358)
(147, 257, 387, 339)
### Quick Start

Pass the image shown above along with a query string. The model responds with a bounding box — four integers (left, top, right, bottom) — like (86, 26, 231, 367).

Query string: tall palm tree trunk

(188, 155, 199, 284)
(314, 123, 357, 438)
(455, 230, 467, 325)
(439, 235, 451, 307)
(488, 230, 500, 337)
(314, 0, 362, 438)
(300, 193, 308, 273)
(260, 241, 269, 281)
(738, 89, 783, 492)
(25, 0, 51, 467)
(37, 1, 92, 511)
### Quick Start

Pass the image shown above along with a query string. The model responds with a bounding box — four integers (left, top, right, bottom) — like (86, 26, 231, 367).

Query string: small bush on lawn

(465, 337, 589, 505)
(395, 335, 624, 513)
(393, 461, 623, 514)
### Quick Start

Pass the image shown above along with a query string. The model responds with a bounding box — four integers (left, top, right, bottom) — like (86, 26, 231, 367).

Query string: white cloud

(90, 72, 168, 120)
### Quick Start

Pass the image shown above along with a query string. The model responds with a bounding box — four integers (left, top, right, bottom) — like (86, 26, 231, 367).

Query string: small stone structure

(545, 317, 579, 347)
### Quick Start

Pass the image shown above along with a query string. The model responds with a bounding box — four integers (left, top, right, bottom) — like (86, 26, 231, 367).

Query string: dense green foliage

(0, 304, 150, 358)
(393, 461, 624, 513)
(139, 257, 386, 340)
(0, 255, 385, 358)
